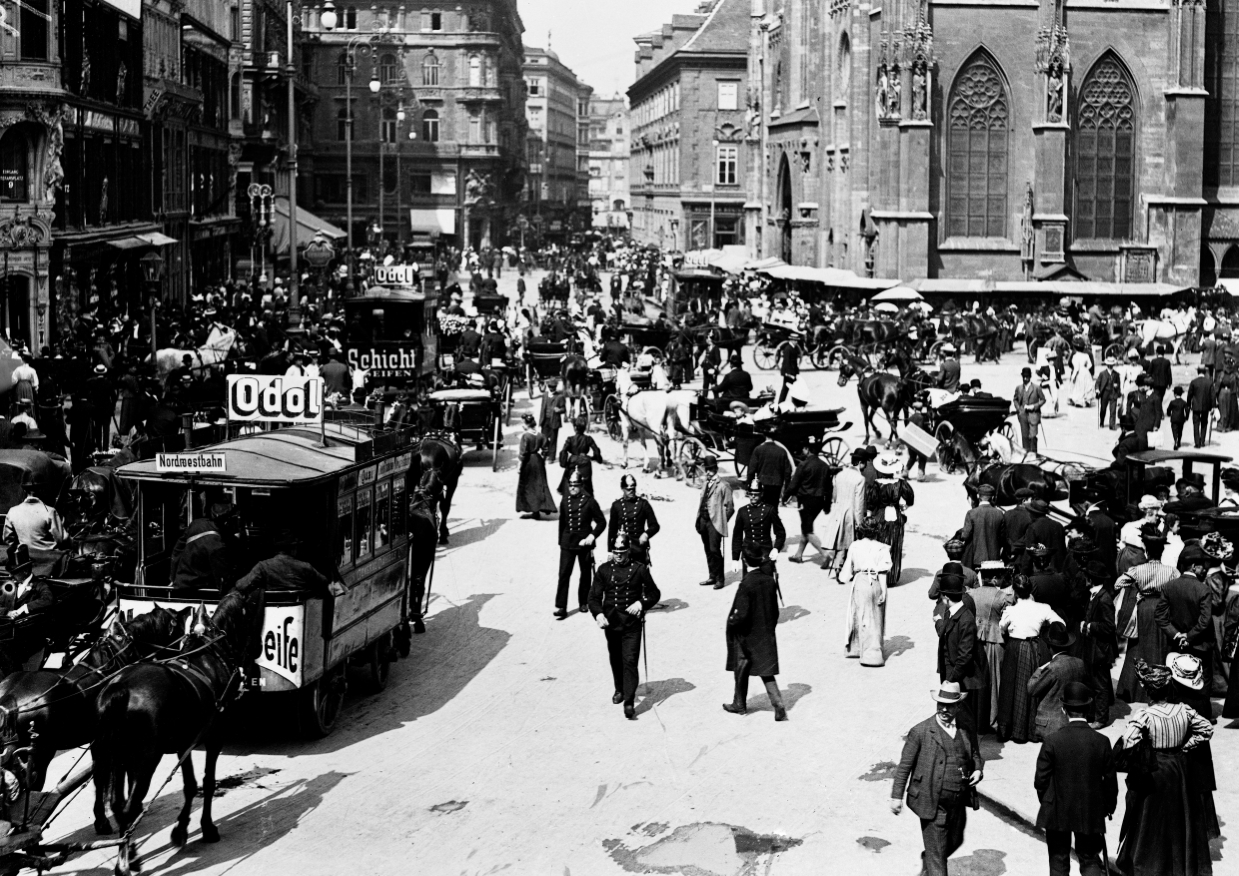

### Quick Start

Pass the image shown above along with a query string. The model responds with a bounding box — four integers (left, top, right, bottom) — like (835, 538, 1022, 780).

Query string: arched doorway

(1220, 244, 1239, 279)
(777, 154, 792, 263)
(1, 275, 30, 346)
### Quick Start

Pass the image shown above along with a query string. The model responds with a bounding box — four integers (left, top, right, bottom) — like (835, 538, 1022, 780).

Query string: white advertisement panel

(226, 374, 324, 424)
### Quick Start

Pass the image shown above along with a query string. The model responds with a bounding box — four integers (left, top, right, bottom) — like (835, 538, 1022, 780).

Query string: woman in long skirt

(865, 453, 914, 585)
(996, 575, 1062, 743)
(1117, 660, 1215, 876)
(1116, 584, 1173, 705)
(516, 414, 556, 519)
(840, 520, 892, 666)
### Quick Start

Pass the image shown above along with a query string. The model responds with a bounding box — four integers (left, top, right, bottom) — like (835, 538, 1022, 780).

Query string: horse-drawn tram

(114, 419, 419, 739)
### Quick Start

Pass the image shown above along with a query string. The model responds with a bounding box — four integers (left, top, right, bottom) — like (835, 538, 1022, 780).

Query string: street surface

(43, 270, 1235, 876)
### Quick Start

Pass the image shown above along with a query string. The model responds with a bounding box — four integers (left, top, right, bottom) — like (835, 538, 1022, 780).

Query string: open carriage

(678, 396, 852, 485)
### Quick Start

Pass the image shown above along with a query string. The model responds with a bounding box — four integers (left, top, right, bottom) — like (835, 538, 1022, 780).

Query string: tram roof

(1126, 449, 1234, 466)
(344, 285, 433, 302)
(119, 423, 408, 486)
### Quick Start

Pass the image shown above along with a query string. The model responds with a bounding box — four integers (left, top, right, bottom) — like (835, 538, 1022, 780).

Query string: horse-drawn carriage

(921, 394, 1016, 474)
(473, 290, 509, 316)
(426, 388, 502, 471)
(678, 396, 851, 484)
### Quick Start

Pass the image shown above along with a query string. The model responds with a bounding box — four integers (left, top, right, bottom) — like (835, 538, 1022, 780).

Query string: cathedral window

(1075, 53, 1136, 240)
(946, 52, 1009, 238)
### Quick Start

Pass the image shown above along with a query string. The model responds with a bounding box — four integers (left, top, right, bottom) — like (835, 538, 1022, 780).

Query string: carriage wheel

(603, 394, 623, 442)
(1028, 338, 1041, 365)
(754, 342, 778, 371)
(928, 340, 945, 362)
(1104, 343, 1124, 362)
(677, 437, 709, 488)
(997, 420, 1017, 445)
(492, 417, 502, 472)
(820, 436, 848, 468)
(502, 379, 514, 425)
(934, 422, 956, 473)
(365, 633, 393, 694)
(299, 664, 347, 739)
(642, 346, 665, 363)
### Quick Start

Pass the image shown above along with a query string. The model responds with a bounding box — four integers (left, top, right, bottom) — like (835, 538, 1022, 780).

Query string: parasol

(872, 301, 899, 313)
(871, 285, 924, 303)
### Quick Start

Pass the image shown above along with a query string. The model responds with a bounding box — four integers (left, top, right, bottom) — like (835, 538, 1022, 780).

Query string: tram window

(391, 477, 407, 540)
(355, 488, 373, 560)
(374, 481, 391, 550)
(336, 495, 355, 566)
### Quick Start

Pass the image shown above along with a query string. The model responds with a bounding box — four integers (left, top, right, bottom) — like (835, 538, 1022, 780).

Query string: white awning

(759, 264, 900, 291)
(409, 208, 456, 235)
(272, 198, 347, 256)
(138, 232, 178, 246)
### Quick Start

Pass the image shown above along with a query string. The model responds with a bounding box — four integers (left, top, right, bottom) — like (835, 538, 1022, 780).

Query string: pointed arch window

(1075, 54, 1136, 240)
(422, 52, 440, 86)
(946, 53, 1009, 238)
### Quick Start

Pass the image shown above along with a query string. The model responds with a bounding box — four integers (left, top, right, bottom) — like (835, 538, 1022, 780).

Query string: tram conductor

(589, 531, 661, 721)
(556, 469, 607, 619)
(608, 474, 660, 565)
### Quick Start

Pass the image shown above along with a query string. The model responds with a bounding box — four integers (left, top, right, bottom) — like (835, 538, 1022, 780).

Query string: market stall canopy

(909, 278, 1189, 297)
(871, 285, 925, 303)
(745, 257, 786, 272)
(272, 197, 347, 256)
(758, 264, 900, 291)
(708, 246, 750, 274)
(1216, 278, 1239, 295)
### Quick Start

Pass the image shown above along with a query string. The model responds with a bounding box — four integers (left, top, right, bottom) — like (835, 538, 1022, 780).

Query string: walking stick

(1101, 831, 1111, 876)
(422, 548, 437, 617)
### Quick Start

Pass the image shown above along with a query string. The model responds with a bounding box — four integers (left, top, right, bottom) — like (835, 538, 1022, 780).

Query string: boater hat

(1166, 652, 1204, 690)
(931, 680, 968, 703)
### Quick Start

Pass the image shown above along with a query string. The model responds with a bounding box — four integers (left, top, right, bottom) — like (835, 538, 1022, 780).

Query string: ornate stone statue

(912, 65, 927, 120)
(80, 48, 92, 96)
(889, 68, 903, 119)
(43, 110, 64, 204)
(465, 169, 491, 204)
(99, 176, 109, 224)
(116, 62, 127, 104)
(1047, 64, 1064, 122)
(1020, 182, 1034, 262)
(875, 68, 890, 120)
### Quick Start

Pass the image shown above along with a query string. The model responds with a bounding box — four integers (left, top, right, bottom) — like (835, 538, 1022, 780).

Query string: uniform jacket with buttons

(731, 500, 786, 560)
(588, 560, 660, 629)
(607, 496, 660, 551)
(891, 715, 982, 819)
(558, 492, 606, 552)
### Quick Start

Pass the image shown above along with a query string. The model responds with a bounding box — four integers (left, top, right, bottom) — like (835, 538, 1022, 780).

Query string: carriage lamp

(320, 1, 337, 30)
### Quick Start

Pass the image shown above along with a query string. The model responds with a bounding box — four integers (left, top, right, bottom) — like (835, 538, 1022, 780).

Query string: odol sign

(226, 374, 325, 424)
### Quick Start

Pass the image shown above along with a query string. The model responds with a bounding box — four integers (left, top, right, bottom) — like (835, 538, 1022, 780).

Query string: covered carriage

(426, 388, 502, 471)
(920, 394, 1016, 474)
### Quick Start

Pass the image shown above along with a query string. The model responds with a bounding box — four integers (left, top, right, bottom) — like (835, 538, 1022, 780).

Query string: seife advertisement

(226, 374, 325, 424)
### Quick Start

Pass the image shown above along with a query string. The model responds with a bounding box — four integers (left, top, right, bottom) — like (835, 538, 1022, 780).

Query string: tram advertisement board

(372, 265, 421, 286)
(226, 374, 325, 424)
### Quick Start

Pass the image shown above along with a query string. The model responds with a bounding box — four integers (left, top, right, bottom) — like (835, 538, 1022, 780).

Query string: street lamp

(140, 250, 165, 357)
(319, 0, 337, 31)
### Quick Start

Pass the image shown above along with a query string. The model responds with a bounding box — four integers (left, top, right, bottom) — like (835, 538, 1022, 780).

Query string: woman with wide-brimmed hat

(864, 450, 915, 584)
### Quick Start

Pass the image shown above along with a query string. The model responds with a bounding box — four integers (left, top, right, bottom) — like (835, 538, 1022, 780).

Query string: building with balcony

(628, 0, 749, 252)
(587, 94, 631, 235)
(300, 1, 528, 253)
(524, 46, 591, 241)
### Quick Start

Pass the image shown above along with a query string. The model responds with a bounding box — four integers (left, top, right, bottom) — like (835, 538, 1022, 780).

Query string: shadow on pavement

(49, 770, 351, 876)
(442, 518, 509, 551)
(650, 598, 689, 614)
(947, 848, 1007, 875)
(634, 677, 696, 716)
(778, 605, 811, 624)
(747, 682, 811, 713)
(896, 567, 931, 586)
(885, 635, 915, 659)
(980, 736, 1007, 763)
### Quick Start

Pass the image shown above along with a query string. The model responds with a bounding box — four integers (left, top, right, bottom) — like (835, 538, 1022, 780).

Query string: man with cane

(589, 532, 661, 721)
(555, 469, 606, 619)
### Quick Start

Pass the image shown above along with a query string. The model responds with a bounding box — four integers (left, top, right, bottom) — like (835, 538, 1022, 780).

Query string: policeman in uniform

(589, 531, 661, 720)
(556, 469, 607, 618)
(608, 474, 660, 566)
(730, 482, 786, 582)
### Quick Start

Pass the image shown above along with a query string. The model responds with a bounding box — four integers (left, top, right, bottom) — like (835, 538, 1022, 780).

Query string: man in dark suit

(1028, 623, 1091, 742)
(1034, 682, 1118, 876)
(1155, 543, 1215, 706)
(1187, 365, 1214, 448)
(1094, 357, 1121, 430)
(1013, 367, 1046, 453)
(1001, 488, 1035, 562)
(934, 573, 988, 753)
(1147, 344, 1173, 428)
(1027, 499, 1068, 570)
(1085, 503, 1117, 576)
(961, 484, 1004, 567)
(1075, 560, 1117, 727)
(891, 681, 983, 876)
(1163, 473, 1215, 515)
(937, 344, 961, 392)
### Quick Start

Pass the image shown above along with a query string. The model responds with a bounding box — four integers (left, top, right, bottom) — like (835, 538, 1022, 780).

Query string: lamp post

(248, 183, 274, 284)
(140, 250, 165, 357)
(321, 3, 402, 294)
(286, 0, 302, 331)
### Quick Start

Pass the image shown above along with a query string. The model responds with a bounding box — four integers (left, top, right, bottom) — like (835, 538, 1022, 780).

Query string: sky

(516, 0, 708, 99)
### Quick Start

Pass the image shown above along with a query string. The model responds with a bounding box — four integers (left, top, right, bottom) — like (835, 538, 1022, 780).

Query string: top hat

(7, 543, 31, 573)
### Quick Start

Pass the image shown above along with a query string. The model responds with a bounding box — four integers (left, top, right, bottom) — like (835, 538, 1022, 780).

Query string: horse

(416, 431, 463, 544)
(963, 463, 1069, 506)
(91, 589, 264, 872)
(0, 605, 188, 796)
(953, 313, 1002, 363)
(1136, 307, 1196, 363)
(839, 349, 932, 445)
(150, 326, 238, 382)
(407, 487, 440, 634)
(612, 369, 695, 473)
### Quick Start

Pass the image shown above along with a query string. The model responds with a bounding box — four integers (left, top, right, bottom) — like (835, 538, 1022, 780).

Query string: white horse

(612, 368, 695, 473)
(150, 326, 238, 380)
(1137, 307, 1195, 363)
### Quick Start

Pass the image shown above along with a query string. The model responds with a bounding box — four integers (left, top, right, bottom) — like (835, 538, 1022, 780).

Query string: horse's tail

(97, 683, 130, 815)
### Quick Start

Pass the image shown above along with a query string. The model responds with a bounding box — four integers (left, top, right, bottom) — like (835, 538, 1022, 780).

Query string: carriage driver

(169, 501, 241, 594)
(2, 471, 68, 552)
(608, 474, 660, 566)
(713, 353, 754, 413)
(0, 544, 57, 669)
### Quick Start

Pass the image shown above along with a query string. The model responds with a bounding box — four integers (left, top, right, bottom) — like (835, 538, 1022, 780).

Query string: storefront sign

(372, 265, 420, 286)
(155, 452, 227, 473)
(226, 374, 324, 423)
(347, 347, 422, 378)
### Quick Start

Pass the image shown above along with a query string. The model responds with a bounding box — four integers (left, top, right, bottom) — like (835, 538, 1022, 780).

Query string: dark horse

(91, 589, 265, 873)
(964, 463, 1070, 506)
(417, 431, 463, 544)
(838, 349, 934, 445)
(407, 487, 440, 634)
(0, 605, 188, 793)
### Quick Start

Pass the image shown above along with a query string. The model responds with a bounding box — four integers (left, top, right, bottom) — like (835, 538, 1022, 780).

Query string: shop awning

(910, 278, 1189, 297)
(409, 208, 456, 236)
(107, 237, 149, 250)
(272, 198, 348, 256)
(138, 232, 178, 246)
(758, 264, 900, 291)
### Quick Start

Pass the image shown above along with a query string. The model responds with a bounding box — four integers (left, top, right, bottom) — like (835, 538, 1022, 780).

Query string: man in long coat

(960, 484, 1003, 567)
(1075, 561, 1117, 728)
(1033, 682, 1117, 876)
(722, 544, 786, 720)
(1027, 623, 1090, 742)
(696, 455, 734, 589)
(934, 573, 988, 754)
(1013, 367, 1046, 453)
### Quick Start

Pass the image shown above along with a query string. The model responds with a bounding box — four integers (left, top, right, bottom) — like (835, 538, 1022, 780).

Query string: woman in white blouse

(996, 575, 1063, 743)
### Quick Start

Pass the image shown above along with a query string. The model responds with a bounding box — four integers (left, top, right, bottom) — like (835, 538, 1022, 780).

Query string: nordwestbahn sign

(225, 374, 325, 424)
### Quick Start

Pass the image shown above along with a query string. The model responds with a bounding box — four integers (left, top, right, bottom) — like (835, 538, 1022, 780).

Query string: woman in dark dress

(864, 451, 914, 585)
(557, 416, 603, 494)
(516, 414, 556, 519)
(1116, 660, 1215, 876)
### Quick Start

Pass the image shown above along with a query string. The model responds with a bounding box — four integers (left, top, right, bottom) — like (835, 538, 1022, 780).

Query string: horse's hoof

(170, 825, 188, 847)
(94, 819, 113, 836)
(413, 619, 426, 634)
(438, 536, 449, 546)
(201, 824, 220, 844)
